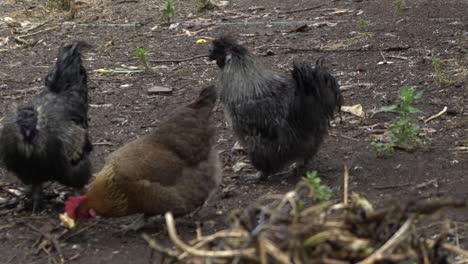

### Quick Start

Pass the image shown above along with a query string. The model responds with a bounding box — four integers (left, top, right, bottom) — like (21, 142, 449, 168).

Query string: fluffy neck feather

(219, 52, 284, 102)
(79, 164, 128, 217)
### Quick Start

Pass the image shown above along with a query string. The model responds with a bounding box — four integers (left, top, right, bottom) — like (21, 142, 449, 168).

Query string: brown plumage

(65, 85, 222, 221)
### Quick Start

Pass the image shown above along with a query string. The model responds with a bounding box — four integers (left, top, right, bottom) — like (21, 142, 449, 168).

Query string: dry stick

(373, 183, 412, 190)
(17, 26, 60, 39)
(277, 45, 411, 53)
(357, 216, 414, 264)
(323, 258, 349, 264)
(424, 106, 447, 123)
(343, 165, 349, 206)
(280, 5, 323, 14)
(23, 223, 65, 264)
(179, 230, 249, 260)
(17, 20, 50, 33)
(261, 237, 292, 264)
(164, 212, 256, 259)
(425, 239, 468, 257)
(62, 221, 99, 241)
(92, 141, 114, 146)
(151, 54, 208, 64)
(142, 233, 179, 258)
(340, 134, 360, 142)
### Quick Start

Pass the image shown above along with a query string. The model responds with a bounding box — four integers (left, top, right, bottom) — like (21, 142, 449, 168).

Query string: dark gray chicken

(208, 36, 343, 180)
(0, 42, 92, 212)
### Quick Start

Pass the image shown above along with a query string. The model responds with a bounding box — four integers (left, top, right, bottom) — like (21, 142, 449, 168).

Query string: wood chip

(147, 86, 173, 95)
(342, 104, 366, 118)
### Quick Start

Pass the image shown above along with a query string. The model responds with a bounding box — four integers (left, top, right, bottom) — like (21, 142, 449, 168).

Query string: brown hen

(64, 85, 221, 223)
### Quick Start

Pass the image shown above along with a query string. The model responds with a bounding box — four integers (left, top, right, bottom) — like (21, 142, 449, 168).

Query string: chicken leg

(244, 169, 292, 183)
(29, 184, 43, 214)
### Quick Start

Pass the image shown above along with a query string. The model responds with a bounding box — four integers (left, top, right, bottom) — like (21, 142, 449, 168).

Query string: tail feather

(292, 61, 343, 120)
(190, 85, 218, 110)
(45, 41, 90, 93)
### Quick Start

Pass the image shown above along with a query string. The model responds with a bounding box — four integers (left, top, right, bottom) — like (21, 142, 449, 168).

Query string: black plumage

(209, 36, 343, 180)
(0, 41, 92, 211)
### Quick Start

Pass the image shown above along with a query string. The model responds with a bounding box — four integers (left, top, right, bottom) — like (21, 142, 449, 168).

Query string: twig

(179, 230, 249, 259)
(260, 236, 291, 264)
(0, 224, 16, 231)
(164, 212, 256, 259)
(63, 22, 141, 28)
(17, 26, 60, 39)
(23, 223, 65, 264)
(373, 183, 412, 190)
(340, 82, 374, 91)
(343, 165, 349, 206)
(17, 20, 50, 33)
(151, 54, 208, 64)
(62, 221, 99, 241)
(6, 253, 17, 263)
(142, 233, 179, 258)
(140, 124, 160, 129)
(357, 216, 414, 264)
(379, 51, 387, 63)
(92, 141, 113, 146)
(280, 5, 323, 14)
(425, 239, 468, 257)
(277, 45, 411, 53)
(340, 134, 360, 142)
(424, 106, 448, 123)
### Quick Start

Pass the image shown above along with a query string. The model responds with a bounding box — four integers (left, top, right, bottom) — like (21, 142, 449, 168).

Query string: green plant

(306, 171, 332, 202)
(372, 87, 423, 154)
(358, 18, 369, 32)
(134, 47, 149, 70)
(394, 0, 407, 12)
(432, 57, 451, 84)
(195, 0, 215, 11)
(160, 0, 176, 24)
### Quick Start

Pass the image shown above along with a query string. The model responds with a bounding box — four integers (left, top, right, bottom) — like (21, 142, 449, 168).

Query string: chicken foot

(243, 169, 292, 183)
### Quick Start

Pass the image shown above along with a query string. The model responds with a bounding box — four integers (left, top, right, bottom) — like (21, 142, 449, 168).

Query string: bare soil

(0, 0, 467, 263)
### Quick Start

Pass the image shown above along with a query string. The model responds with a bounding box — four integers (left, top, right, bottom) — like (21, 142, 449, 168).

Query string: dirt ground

(0, 0, 467, 263)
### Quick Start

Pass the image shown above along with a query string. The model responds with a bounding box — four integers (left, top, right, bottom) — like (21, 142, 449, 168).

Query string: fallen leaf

(147, 86, 173, 95)
(95, 68, 110, 74)
(232, 141, 244, 151)
(196, 38, 207, 44)
(104, 40, 114, 47)
(7, 189, 22, 196)
(342, 104, 365, 118)
(377, 61, 395, 65)
(59, 213, 76, 229)
(232, 161, 250, 172)
(213, 0, 229, 7)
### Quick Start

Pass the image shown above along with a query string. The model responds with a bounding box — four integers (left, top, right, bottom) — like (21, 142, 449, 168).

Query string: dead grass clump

(145, 176, 467, 263)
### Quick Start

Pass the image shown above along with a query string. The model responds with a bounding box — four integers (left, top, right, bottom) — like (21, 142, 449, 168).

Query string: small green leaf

(407, 106, 421, 113)
(414, 90, 424, 99)
(380, 105, 398, 112)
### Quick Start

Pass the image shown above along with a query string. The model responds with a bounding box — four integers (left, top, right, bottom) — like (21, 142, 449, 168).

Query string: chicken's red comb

(64, 195, 87, 219)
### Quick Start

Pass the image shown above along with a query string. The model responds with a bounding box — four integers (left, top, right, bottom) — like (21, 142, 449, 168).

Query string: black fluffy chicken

(0, 42, 92, 211)
(209, 36, 343, 180)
